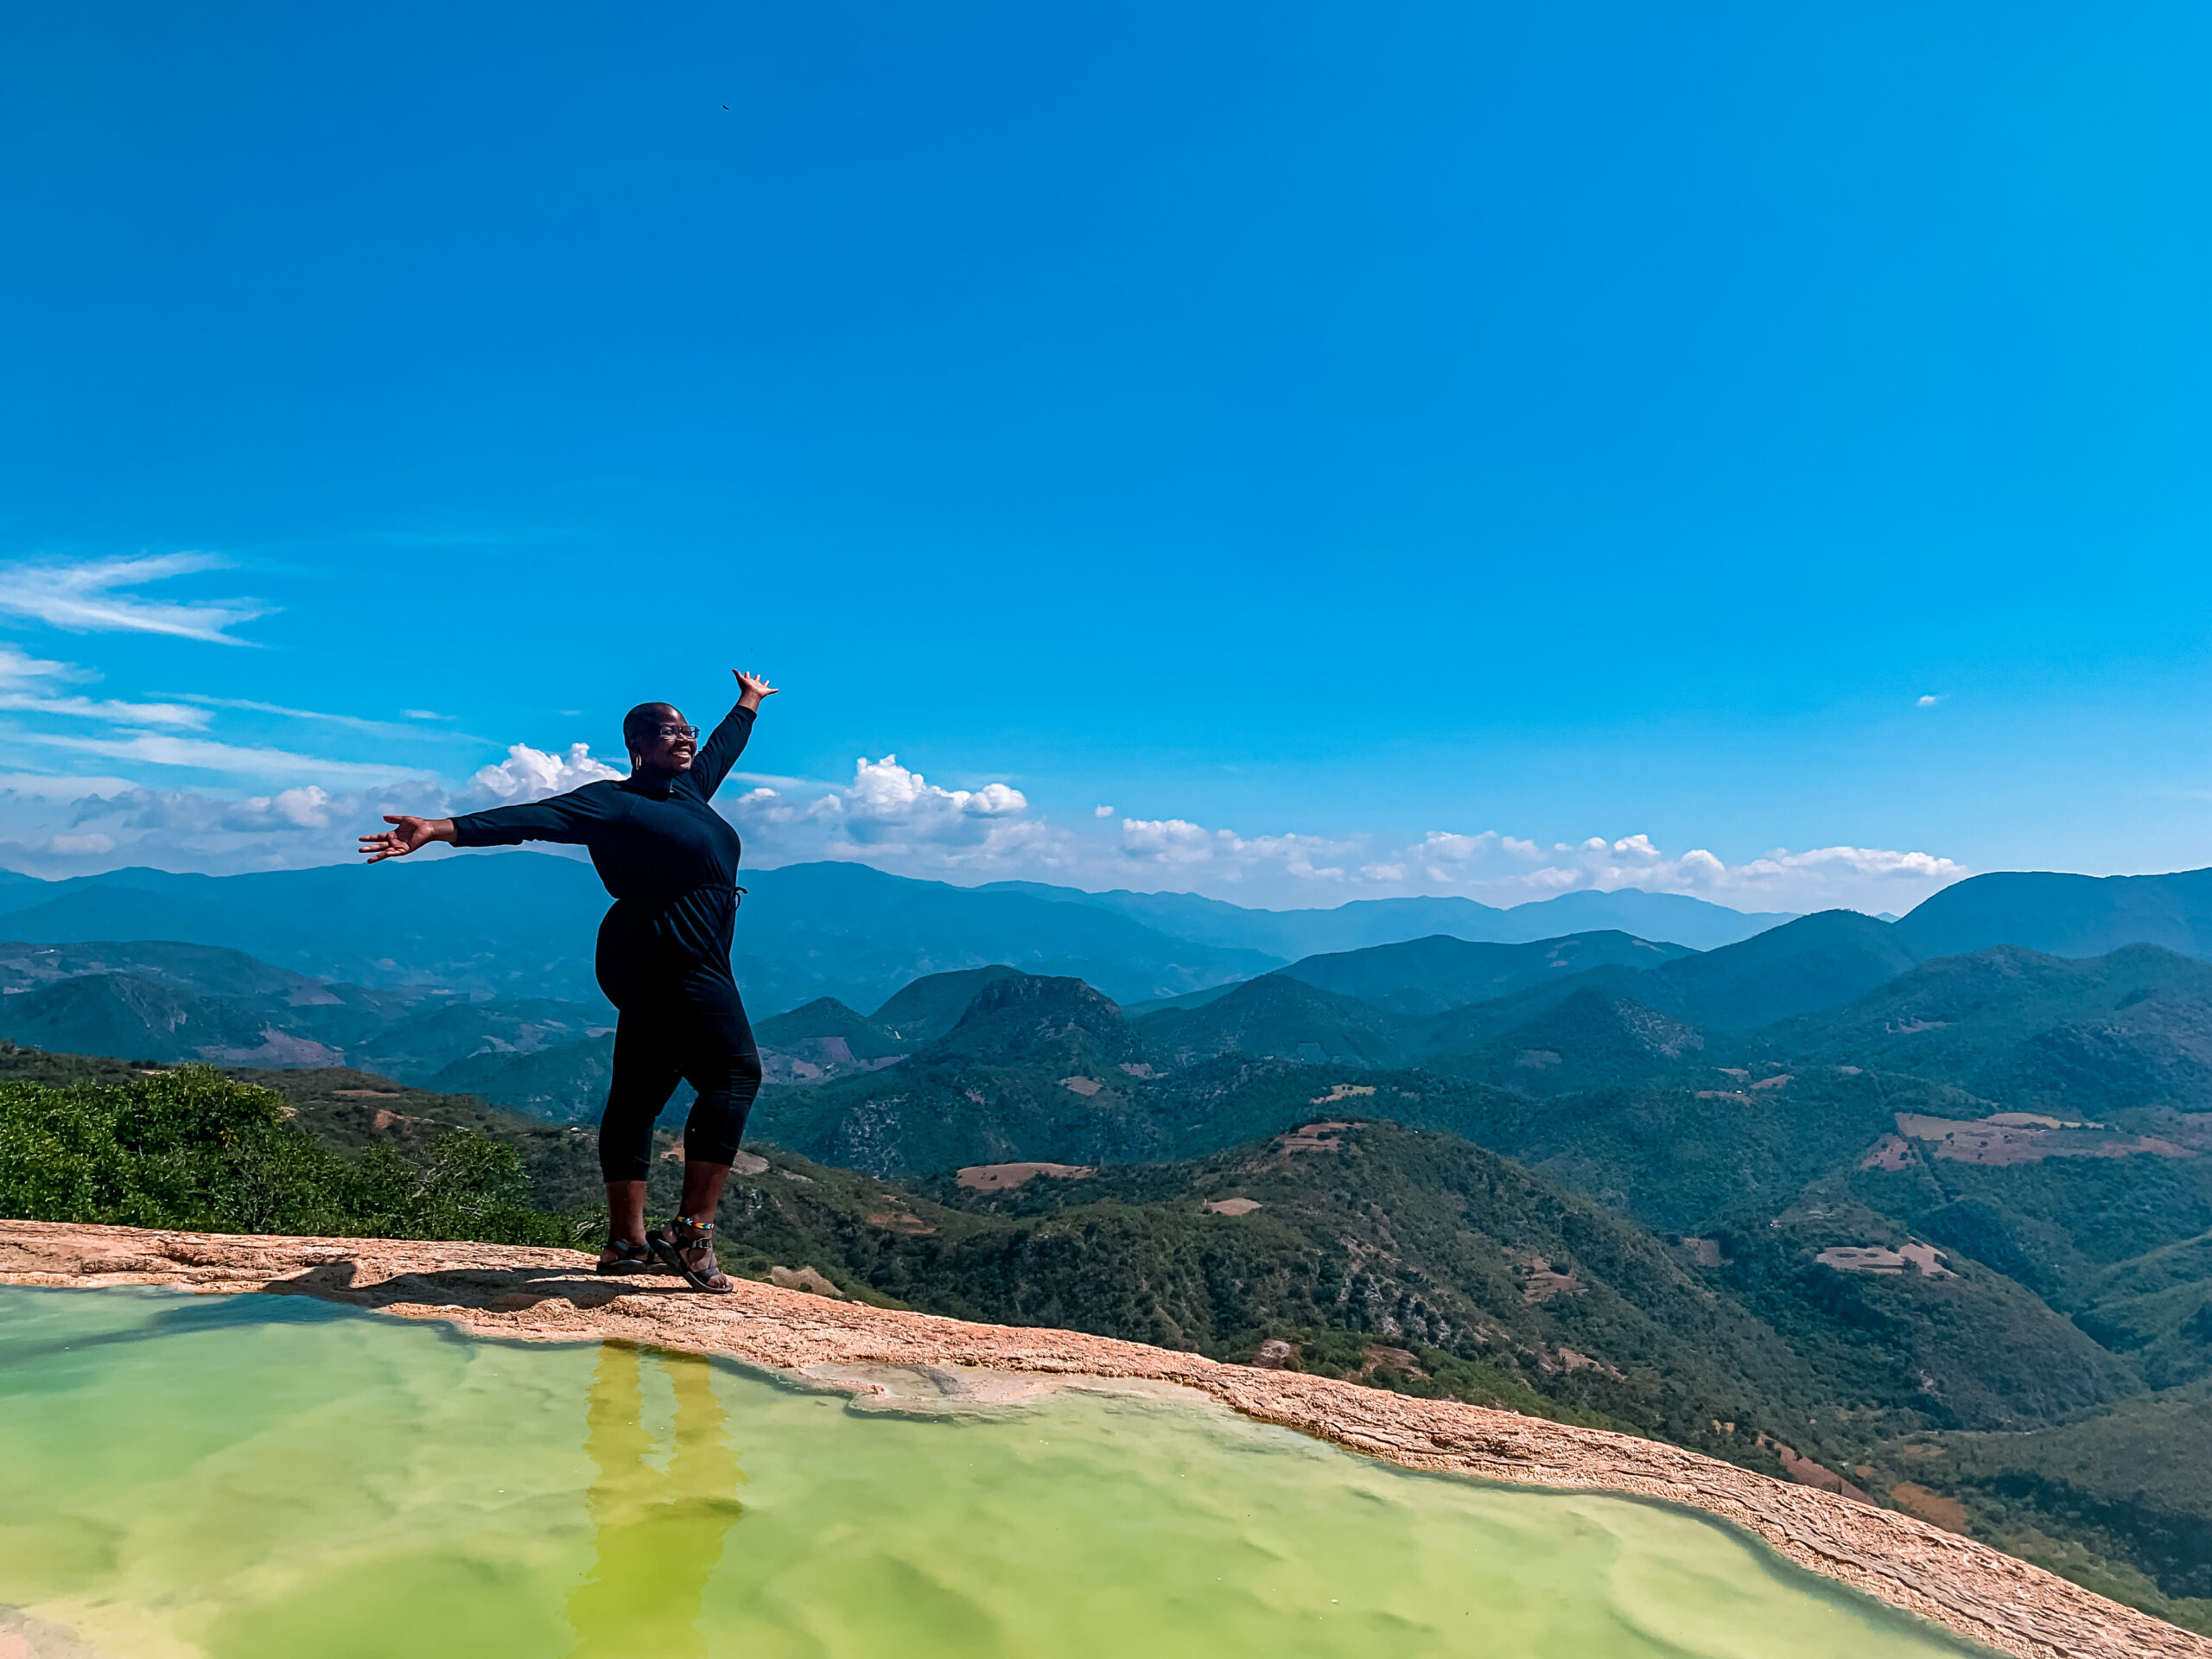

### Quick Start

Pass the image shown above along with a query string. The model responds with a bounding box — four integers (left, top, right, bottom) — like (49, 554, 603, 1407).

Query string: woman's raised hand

(734, 670, 779, 709)
(359, 815, 455, 862)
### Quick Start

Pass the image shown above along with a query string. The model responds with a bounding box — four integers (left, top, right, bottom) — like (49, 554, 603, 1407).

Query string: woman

(359, 669, 779, 1293)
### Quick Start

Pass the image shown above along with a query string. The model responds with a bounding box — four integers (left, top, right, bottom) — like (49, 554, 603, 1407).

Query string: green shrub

(0, 1066, 575, 1248)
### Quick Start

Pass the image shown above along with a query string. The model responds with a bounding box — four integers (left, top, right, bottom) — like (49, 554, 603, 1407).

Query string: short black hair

(623, 702, 681, 753)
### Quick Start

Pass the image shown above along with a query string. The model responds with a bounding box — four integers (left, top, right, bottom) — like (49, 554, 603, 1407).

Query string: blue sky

(2, 3, 2208, 911)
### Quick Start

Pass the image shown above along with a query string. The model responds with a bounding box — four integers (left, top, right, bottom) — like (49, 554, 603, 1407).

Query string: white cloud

(1113, 815, 1967, 911)
(48, 832, 114, 855)
(0, 552, 267, 643)
(1365, 826, 1968, 912)
(1119, 817, 1358, 882)
(1917, 694, 1945, 708)
(811, 755, 1027, 847)
(1094, 804, 1115, 817)
(726, 756, 1074, 873)
(1415, 830, 1497, 862)
(247, 785, 336, 829)
(466, 743, 624, 805)
(1120, 817, 1216, 865)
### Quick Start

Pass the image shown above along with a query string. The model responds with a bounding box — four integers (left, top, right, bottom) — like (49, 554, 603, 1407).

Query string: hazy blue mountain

(1499, 887, 1799, 949)
(1227, 912, 1916, 1062)
(871, 965, 1027, 1043)
(0, 938, 355, 1005)
(753, 996, 909, 1084)
(927, 973, 1147, 1068)
(0, 855, 1277, 1012)
(1135, 973, 1413, 1067)
(348, 998, 613, 1084)
(11, 855, 2212, 1034)
(1897, 868, 2212, 962)
(1639, 909, 1927, 1030)
(0, 971, 341, 1066)
(1427, 988, 1708, 1095)
(0, 857, 610, 999)
(430, 1033, 612, 1122)
(755, 996, 905, 1057)
(1120, 982, 1246, 1016)
(979, 880, 1795, 954)
(1773, 942, 2212, 1116)
(732, 862, 1280, 1009)
(1277, 930, 1695, 1014)
(1404, 964, 1653, 1059)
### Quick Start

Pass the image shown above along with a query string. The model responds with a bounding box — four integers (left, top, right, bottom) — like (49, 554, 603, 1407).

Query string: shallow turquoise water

(0, 1288, 1985, 1658)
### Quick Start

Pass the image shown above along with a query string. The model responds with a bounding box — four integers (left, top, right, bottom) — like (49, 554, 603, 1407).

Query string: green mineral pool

(0, 1288, 1986, 1659)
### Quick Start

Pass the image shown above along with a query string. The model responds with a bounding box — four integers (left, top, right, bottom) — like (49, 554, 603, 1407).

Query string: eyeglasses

(652, 724, 699, 741)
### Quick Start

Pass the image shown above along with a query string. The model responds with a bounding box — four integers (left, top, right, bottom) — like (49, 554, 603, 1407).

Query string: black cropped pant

(597, 969, 763, 1183)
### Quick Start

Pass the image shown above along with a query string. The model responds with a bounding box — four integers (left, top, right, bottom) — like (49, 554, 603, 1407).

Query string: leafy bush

(0, 1066, 576, 1247)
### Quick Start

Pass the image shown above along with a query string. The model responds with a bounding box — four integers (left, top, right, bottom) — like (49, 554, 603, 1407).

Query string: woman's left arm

(694, 669, 779, 798)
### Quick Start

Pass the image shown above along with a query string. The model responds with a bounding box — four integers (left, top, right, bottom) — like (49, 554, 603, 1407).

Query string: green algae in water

(0, 1288, 1988, 1659)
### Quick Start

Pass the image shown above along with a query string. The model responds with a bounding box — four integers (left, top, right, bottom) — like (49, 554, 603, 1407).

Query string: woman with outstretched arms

(360, 670, 778, 1292)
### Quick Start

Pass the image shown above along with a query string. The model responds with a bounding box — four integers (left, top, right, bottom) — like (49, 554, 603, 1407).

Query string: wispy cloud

(169, 694, 485, 742)
(0, 693, 210, 728)
(0, 772, 141, 800)
(0, 642, 209, 726)
(0, 644, 77, 690)
(6, 727, 433, 786)
(0, 552, 267, 643)
(1916, 694, 1946, 708)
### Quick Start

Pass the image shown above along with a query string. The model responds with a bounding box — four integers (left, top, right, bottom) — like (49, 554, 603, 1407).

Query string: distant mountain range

(975, 879, 1797, 956)
(9, 857, 2212, 1122)
(0, 854, 1791, 1009)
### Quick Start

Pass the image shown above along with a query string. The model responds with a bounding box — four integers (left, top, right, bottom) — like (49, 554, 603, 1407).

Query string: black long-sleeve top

(448, 702, 756, 1004)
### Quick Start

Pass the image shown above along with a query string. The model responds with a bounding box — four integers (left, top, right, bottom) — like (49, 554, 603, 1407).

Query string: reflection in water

(567, 1344, 746, 1659)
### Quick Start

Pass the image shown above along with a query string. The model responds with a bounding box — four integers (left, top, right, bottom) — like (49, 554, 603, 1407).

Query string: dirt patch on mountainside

(1893, 1112, 2193, 1167)
(0, 1219, 2202, 1659)
(956, 1161, 1095, 1192)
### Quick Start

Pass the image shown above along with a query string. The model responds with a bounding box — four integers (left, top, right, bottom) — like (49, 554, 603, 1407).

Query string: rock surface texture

(3, 1219, 2202, 1659)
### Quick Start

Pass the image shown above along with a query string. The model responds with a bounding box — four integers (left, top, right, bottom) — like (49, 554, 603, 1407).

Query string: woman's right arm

(360, 788, 609, 862)
(359, 815, 457, 862)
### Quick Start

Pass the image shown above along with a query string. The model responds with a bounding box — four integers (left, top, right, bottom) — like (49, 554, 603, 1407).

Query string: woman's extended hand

(734, 670, 779, 711)
(359, 815, 456, 862)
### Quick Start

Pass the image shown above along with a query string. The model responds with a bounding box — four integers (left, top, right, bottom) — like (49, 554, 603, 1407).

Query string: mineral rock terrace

(3, 1219, 2203, 1659)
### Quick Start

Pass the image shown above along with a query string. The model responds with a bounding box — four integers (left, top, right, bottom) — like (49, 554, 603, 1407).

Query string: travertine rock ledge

(3, 1220, 2201, 1659)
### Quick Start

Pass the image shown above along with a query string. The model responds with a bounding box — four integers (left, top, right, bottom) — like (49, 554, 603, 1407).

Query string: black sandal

(595, 1238, 658, 1276)
(648, 1217, 734, 1294)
